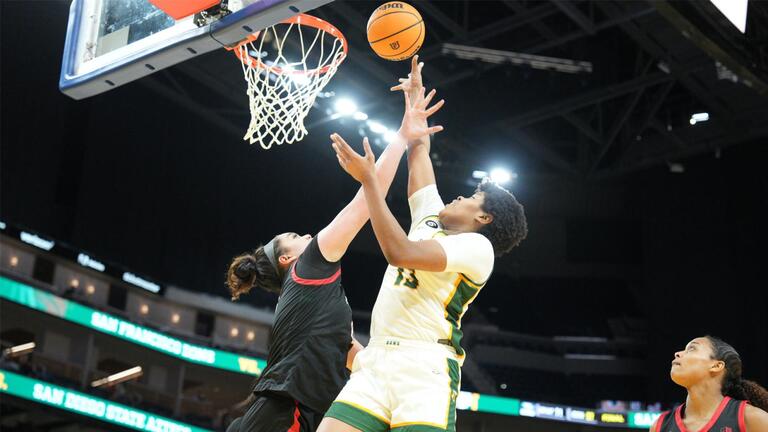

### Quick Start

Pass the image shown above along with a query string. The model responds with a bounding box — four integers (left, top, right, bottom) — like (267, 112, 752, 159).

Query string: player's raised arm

(317, 131, 407, 263)
(318, 82, 444, 263)
(332, 136, 450, 273)
(392, 55, 439, 199)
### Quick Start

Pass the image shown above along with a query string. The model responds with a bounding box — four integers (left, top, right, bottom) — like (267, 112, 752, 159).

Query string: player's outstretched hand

(331, 133, 376, 184)
(391, 55, 423, 107)
(399, 86, 445, 142)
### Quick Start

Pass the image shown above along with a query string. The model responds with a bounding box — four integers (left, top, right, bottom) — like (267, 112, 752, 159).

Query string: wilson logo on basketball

(381, 3, 404, 10)
(389, 41, 401, 50)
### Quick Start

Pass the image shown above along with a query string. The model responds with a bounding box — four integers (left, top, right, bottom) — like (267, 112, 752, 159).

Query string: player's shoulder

(745, 404, 768, 430)
(408, 184, 442, 206)
(450, 232, 494, 249)
(650, 410, 672, 432)
(438, 232, 494, 263)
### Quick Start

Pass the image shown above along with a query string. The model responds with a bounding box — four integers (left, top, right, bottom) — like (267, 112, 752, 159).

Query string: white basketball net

(236, 17, 346, 149)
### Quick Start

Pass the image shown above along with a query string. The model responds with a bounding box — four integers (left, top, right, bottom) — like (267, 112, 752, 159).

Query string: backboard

(59, 0, 333, 99)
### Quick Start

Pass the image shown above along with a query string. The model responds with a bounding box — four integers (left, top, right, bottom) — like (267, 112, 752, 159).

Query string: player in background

(652, 336, 768, 432)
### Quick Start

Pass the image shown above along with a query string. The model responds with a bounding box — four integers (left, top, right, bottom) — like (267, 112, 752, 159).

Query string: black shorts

(226, 393, 320, 432)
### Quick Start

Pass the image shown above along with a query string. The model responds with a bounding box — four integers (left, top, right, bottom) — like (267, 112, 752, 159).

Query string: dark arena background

(2, 1, 768, 431)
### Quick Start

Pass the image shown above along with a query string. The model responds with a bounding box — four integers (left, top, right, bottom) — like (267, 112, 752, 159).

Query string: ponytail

(226, 241, 283, 300)
(706, 336, 768, 411)
(739, 379, 768, 412)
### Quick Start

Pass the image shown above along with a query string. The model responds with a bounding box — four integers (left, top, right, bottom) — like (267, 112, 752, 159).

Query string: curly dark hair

(706, 335, 768, 411)
(475, 180, 528, 257)
(226, 237, 284, 300)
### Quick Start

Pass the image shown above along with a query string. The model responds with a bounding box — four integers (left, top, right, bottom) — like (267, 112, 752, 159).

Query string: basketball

(367, 2, 425, 61)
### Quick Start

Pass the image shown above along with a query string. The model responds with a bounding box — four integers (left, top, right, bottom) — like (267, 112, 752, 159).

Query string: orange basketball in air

(367, 2, 425, 61)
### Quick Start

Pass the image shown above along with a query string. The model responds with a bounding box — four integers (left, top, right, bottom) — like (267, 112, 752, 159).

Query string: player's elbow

(386, 254, 407, 268)
(382, 248, 405, 268)
(381, 241, 413, 268)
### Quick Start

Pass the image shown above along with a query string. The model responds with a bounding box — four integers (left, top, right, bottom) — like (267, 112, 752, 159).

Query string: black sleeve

(294, 236, 340, 280)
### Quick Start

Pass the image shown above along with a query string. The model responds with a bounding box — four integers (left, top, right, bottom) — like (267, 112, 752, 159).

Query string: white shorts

(325, 337, 461, 432)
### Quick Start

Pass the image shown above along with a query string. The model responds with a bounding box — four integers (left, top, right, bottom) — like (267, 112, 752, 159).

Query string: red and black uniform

(655, 396, 748, 432)
(228, 237, 352, 432)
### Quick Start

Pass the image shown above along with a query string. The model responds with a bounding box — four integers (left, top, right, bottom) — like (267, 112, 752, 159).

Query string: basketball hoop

(229, 14, 347, 149)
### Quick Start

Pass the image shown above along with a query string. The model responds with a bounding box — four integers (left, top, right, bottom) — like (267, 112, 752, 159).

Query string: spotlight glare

(384, 130, 398, 143)
(490, 168, 513, 184)
(367, 121, 387, 134)
(91, 366, 142, 388)
(472, 170, 488, 179)
(689, 112, 709, 125)
(334, 98, 358, 116)
(281, 64, 310, 86)
(353, 111, 368, 121)
(291, 74, 311, 86)
(3, 342, 35, 358)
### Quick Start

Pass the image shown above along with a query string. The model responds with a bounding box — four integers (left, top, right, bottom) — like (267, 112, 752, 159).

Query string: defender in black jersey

(653, 336, 768, 432)
(223, 89, 445, 432)
(228, 236, 352, 432)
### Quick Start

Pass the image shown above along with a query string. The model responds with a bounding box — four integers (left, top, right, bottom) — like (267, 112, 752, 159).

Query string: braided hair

(706, 335, 768, 411)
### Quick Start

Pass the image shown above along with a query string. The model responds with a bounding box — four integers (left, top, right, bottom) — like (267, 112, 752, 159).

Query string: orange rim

(230, 14, 347, 76)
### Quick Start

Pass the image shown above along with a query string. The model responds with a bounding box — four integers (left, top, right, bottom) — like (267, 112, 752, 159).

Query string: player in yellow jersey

(319, 56, 528, 432)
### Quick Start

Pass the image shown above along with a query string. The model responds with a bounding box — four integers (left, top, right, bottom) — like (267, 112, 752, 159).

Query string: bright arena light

(384, 129, 398, 143)
(490, 168, 516, 184)
(353, 111, 369, 121)
(334, 98, 358, 116)
(290, 74, 310, 86)
(689, 112, 710, 125)
(367, 120, 387, 134)
(472, 170, 488, 179)
(282, 64, 311, 86)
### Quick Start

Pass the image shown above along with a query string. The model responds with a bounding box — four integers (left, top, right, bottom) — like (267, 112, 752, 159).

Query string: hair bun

(234, 257, 257, 280)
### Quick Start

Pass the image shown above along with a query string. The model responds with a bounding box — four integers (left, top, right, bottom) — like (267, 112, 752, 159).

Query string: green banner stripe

(0, 276, 659, 428)
(0, 276, 265, 376)
(0, 369, 210, 432)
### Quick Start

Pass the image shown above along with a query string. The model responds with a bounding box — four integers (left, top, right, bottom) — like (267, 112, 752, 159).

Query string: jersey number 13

(394, 268, 419, 289)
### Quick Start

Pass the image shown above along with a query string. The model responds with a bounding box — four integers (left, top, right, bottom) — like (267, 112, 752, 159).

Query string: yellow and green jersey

(370, 185, 494, 364)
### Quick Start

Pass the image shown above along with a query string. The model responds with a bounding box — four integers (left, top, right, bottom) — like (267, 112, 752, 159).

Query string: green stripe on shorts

(391, 358, 461, 432)
(446, 357, 460, 432)
(391, 425, 446, 432)
(325, 401, 389, 432)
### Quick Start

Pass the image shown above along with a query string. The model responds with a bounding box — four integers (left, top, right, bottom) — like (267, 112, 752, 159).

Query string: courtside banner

(0, 275, 266, 376)
(0, 275, 661, 427)
(0, 369, 211, 432)
(628, 411, 663, 428)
